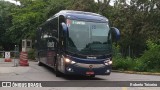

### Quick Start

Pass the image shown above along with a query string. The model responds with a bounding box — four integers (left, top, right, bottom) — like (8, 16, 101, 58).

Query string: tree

(0, 1, 16, 50)
(7, 0, 47, 45)
(0, 0, 159, 57)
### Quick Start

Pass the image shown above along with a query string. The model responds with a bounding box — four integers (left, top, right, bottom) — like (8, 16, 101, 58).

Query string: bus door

(46, 38, 57, 67)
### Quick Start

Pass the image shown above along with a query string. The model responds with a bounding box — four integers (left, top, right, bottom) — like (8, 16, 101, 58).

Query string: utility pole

(129, 45, 130, 57)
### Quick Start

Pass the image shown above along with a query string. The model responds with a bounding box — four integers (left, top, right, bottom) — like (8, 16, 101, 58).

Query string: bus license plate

(86, 71, 94, 75)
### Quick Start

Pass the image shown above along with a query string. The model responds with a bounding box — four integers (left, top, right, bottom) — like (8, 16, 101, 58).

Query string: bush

(112, 43, 136, 71)
(133, 59, 146, 71)
(112, 40, 160, 72)
(137, 40, 160, 72)
(0, 53, 3, 58)
(113, 56, 136, 71)
(28, 49, 36, 60)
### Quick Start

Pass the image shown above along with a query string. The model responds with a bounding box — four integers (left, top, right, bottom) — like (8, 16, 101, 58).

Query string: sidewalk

(112, 70, 160, 76)
(0, 58, 18, 67)
(0, 58, 30, 74)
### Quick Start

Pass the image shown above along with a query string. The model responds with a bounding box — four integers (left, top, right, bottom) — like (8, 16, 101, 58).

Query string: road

(0, 59, 160, 90)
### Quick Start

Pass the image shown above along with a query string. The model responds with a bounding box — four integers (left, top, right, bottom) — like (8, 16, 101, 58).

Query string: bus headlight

(65, 58, 71, 63)
(65, 58, 76, 64)
(104, 59, 112, 65)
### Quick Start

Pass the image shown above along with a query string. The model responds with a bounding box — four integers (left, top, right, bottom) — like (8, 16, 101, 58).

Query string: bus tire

(38, 55, 43, 66)
(38, 60, 43, 66)
(56, 70, 62, 77)
(90, 75, 95, 78)
(37, 53, 43, 66)
(55, 61, 62, 77)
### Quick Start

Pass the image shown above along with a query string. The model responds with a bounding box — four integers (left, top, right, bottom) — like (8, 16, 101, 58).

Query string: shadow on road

(61, 75, 105, 80)
(39, 63, 105, 80)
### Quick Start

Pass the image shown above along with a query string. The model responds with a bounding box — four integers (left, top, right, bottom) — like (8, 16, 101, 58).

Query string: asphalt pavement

(0, 58, 160, 90)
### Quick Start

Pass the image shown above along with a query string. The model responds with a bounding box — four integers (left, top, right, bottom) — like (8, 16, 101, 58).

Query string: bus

(35, 10, 120, 77)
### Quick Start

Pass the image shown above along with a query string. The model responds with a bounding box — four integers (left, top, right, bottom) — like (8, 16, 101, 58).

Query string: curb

(112, 70, 160, 76)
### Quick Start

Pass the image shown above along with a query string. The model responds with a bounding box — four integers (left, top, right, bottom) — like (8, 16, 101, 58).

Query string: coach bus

(35, 10, 120, 77)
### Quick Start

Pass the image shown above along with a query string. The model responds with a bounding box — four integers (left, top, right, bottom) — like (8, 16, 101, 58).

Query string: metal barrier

(0, 51, 19, 66)
(0, 51, 19, 58)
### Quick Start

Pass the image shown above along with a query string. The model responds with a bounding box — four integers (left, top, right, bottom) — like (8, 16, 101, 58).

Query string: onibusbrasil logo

(1, 82, 42, 87)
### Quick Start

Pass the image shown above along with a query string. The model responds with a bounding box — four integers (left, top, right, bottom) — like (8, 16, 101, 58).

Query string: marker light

(65, 58, 76, 64)
(104, 59, 112, 65)
(71, 61, 76, 64)
(108, 61, 112, 65)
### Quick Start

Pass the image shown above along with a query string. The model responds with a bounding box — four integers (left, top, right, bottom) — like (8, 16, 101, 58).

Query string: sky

(4, 0, 21, 5)
(95, 0, 130, 6)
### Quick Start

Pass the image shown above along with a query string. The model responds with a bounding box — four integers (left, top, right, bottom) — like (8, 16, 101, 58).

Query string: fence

(0, 51, 19, 58)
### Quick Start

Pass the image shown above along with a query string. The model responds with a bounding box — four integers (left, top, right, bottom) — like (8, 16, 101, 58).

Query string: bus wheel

(56, 70, 62, 77)
(55, 62, 62, 77)
(90, 75, 95, 78)
(38, 61, 43, 66)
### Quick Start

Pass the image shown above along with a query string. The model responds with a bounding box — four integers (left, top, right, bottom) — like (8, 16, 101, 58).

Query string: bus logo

(89, 65, 93, 69)
(87, 56, 96, 59)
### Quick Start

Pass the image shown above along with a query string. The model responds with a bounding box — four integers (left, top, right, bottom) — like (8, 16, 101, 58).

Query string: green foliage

(7, 0, 47, 44)
(113, 56, 136, 71)
(28, 49, 35, 60)
(1, 0, 160, 53)
(137, 41, 160, 72)
(0, 1, 16, 50)
(0, 0, 160, 72)
(0, 53, 3, 58)
(113, 40, 160, 72)
(112, 43, 121, 57)
(112, 43, 136, 70)
(109, 0, 160, 57)
(45, 0, 69, 18)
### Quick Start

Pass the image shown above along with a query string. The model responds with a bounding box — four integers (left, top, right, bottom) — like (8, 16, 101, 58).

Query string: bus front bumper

(64, 63, 111, 76)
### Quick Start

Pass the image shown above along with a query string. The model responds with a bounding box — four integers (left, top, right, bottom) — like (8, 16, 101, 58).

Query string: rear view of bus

(36, 10, 120, 77)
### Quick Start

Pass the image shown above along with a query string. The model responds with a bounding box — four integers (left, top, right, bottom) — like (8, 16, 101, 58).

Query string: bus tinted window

(67, 19, 111, 55)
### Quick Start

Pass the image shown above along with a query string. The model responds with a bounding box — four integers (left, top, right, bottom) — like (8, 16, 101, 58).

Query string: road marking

(138, 87, 158, 90)
(122, 87, 127, 90)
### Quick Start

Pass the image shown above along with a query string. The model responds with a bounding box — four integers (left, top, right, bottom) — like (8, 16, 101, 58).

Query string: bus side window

(36, 27, 41, 50)
(47, 38, 57, 50)
(49, 17, 58, 50)
(50, 17, 58, 38)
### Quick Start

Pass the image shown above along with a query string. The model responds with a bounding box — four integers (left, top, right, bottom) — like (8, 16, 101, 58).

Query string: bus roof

(47, 10, 108, 22)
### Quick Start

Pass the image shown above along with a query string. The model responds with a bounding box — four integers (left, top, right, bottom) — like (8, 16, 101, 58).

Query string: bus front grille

(74, 63, 105, 68)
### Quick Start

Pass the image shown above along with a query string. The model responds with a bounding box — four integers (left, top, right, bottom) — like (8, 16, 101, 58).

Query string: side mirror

(110, 27, 120, 41)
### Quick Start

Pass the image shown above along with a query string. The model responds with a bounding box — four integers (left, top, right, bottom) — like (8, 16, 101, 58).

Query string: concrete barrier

(4, 52, 12, 62)
(19, 52, 29, 66)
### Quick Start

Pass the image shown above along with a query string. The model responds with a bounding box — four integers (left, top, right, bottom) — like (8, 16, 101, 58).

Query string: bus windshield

(66, 19, 111, 55)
